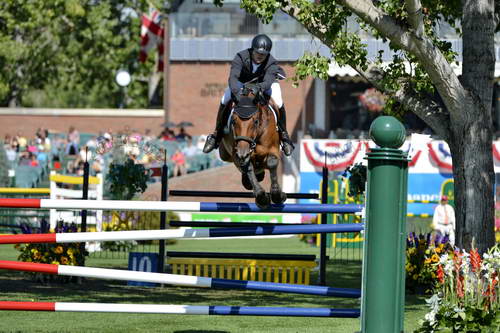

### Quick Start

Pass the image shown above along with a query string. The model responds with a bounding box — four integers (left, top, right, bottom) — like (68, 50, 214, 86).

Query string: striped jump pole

(0, 223, 365, 244)
(0, 198, 363, 214)
(0, 260, 360, 298)
(0, 301, 360, 318)
(169, 190, 319, 200)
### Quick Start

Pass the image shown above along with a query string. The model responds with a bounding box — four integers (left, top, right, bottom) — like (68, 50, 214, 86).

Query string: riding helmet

(251, 34, 272, 55)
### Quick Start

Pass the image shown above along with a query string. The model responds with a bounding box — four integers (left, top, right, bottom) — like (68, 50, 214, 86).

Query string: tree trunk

(450, 0, 497, 253)
(448, 102, 495, 253)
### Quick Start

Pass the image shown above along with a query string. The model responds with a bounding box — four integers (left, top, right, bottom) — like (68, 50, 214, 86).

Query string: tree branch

(279, 0, 467, 123)
(405, 0, 424, 37)
(338, 0, 466, 122)
(355, 64, 450, 138)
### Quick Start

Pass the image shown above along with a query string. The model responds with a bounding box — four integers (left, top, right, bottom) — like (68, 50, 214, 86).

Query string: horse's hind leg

(267, 155, 287, 204)
(244, 164, 270, 209)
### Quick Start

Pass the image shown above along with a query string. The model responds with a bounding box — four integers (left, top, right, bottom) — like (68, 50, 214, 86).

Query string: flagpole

(163, 15, 170, 124)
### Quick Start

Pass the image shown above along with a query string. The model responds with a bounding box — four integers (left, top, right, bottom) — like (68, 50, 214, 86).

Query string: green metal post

(361, 116, 408, 333)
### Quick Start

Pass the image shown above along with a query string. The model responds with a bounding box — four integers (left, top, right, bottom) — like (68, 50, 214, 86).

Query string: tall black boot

(203, 103, 229, 153)
(277, 105, 294, 156)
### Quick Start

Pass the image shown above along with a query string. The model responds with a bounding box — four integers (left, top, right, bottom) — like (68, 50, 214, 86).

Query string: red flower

(436, 264, 445, 284)
(470, 248, 482, 273)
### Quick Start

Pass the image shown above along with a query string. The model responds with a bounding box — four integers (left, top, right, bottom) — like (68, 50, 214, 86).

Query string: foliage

(0, 0, 156, 108)
(100, 209, 179, 251)
(415, 245, 500, 332)
(406, 233, 454, 294)
(0, 141, 11, 187)
(106, 158, 150, 200)
(343, 163, 367, 197)
(100, 211, 137, 252)
(15, 219, 87, 283)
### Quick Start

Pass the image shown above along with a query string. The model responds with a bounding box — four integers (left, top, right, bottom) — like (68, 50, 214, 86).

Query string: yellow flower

(60, 256, 69, 265)
(431, 254, 439, 263)
(424, 258, 432, 265)
(51, 260, 59, 265)
(67, 248, 74, 256)
(413, 274, 418, 280)
(53, 246, 63, 254)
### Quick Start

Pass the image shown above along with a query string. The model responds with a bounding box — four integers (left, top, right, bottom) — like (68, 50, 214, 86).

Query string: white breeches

(435, 224, 455, 246)
(221, 81, 283, 108)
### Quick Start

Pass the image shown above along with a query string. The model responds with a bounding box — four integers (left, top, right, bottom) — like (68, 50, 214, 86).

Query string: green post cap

(369, 116, 406, 149)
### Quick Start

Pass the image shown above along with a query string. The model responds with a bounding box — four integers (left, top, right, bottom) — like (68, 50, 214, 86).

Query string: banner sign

(300, 138, 500, 215)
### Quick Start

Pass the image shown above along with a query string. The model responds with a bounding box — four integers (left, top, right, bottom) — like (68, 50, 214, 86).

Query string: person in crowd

(171, 149, 187, 177)
(182, 138, 200, 158)
(176, 127, 192, 141)
(15, 131, 27, 151)
(432, 195, 456, 246)
(66, 126, 80, 155)
(4, 142, 16, 162)
(203, 34, 294, 156)
(159, 128, 176, 141)
(143, 129, 154, 143)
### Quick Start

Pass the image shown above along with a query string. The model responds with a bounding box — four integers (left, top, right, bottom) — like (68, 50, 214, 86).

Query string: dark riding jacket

(228, 49, 285, 99)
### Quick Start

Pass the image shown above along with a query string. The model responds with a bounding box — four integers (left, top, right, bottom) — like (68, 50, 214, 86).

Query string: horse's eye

(254, 119, 259, 127)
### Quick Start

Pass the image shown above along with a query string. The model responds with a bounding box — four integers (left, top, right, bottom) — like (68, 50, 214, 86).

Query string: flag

(139, 9, 164, 71)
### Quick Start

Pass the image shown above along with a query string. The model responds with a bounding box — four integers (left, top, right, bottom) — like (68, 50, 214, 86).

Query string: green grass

(0, 237, 429, 333)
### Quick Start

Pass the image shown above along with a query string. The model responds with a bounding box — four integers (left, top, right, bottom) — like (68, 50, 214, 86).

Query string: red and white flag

(139, 9, 164, 71)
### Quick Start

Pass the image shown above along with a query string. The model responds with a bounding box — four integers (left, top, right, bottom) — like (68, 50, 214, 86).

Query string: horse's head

(231, 83, 268, 166)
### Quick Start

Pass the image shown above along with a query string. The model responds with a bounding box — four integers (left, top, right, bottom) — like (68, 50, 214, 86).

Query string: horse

(218, 83, 287, 208)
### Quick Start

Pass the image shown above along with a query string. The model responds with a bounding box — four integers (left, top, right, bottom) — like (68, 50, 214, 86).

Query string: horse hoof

(255, 192, 271, 209)
(242, 174, 253, 190)
(271, 191, 287, 204)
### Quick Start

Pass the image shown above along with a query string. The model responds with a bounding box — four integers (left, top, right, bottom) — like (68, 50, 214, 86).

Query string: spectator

(29, 152, 39, 167)
(171, 149, 186, 177)
(432, 195, 456, 246)
(143, 129, 154, 143)
(66, 126, 80, 155)
(5, 143, 16, 162)
(176, 127, 192, 141)
(36, 146, 48, 165)
(159, 128, 176, 141)
(182, 138, 200, 158)
(15, 131, 27, 151)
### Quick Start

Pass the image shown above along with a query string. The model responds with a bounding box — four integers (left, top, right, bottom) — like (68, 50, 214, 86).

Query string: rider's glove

(250, 85, 261, 95)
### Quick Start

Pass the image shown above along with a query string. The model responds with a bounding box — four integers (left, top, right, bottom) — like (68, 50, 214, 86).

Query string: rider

(202, 34, 294, 156)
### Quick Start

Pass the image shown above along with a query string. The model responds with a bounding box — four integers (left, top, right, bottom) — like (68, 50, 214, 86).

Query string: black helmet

(251, 34, 272, 55)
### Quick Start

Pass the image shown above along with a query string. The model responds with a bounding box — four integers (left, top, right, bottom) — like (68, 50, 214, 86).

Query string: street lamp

(115, 70, 131, 108)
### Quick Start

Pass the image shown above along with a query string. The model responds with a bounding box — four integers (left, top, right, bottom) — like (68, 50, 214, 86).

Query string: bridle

(233, 105, 259, 152)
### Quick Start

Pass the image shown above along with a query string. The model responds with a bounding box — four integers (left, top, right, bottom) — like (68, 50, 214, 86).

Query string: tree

(214, 0, 498, 252)
(0, 0, 157, 108)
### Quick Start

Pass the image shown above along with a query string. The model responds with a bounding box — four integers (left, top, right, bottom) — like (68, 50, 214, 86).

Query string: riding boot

(203, 103, 229, 153)
(277, 105, 294, 156)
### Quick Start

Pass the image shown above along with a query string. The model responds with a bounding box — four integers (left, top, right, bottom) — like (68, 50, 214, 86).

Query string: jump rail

(169, 221, 315, 228)
(0, 301, 360, 318)
(0, 198, 362, 214)
(169, 190, 319, 200)
(0, 223, 365, 244)
(0, 260, 360, 298)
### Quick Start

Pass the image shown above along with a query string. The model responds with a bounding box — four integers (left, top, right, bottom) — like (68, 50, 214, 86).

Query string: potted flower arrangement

(406, 233, 454, 294)
(416, 244, 499, 332)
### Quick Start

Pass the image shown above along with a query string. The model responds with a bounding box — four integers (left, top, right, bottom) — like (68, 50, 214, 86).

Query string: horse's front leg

(267, 154, 287, 204)
(243, 163, 270, 209)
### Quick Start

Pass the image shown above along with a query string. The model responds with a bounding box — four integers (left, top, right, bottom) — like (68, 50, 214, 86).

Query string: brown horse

(218, 83, 287, 208)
